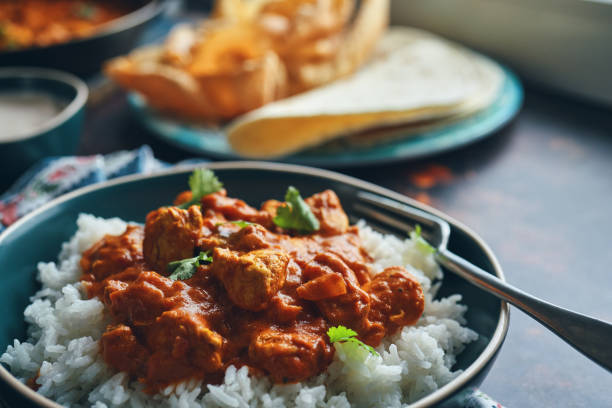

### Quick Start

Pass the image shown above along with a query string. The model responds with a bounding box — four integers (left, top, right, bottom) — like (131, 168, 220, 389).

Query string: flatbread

(315, 110, 474, 152)
(227, 27, 504, 158)
(106, 0, 388, 122)
(106, 45, 287, 121)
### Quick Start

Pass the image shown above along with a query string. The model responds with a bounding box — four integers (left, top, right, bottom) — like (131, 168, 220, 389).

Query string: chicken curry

(0, 0, 132, 51)
(80, 171, 425, 392)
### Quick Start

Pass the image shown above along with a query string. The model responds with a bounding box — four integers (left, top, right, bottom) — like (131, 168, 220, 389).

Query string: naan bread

(227, 27, 504, 157)
(106, 0, 388, 121)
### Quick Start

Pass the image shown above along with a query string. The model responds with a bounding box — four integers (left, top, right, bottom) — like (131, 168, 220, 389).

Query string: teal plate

(128, 65, 522, 167)
(0, 163, 508, 408)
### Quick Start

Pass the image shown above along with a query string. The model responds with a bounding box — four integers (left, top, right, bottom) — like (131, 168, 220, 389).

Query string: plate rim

(0, 161, 509, 408)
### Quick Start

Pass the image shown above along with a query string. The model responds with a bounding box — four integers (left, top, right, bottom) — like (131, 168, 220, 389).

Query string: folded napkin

(0, 146, 164, 232)
(0, 147, 505, 408)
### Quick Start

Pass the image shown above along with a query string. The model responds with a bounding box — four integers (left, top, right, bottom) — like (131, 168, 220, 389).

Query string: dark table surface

(78, 82, 612, 407)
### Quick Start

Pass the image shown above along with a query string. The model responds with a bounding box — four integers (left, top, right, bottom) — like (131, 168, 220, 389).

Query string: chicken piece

(80, 225, 144, 281)
(173, 190, 193, 206)
(143, 205, 205, 273)
(305, 190, 348, 235)
(228, 223, 276, 251)
(108, 271, 184, 326)
(364, 266, 425, 336)
(299, 252, 385, 345)
(249, 325, 333, 383)
(142, 308, 225, 390)
(264, 259, 306, 323)
(298, 253, 369, 321)
(265, 292, 304, 324)
(197, 232, 232, 251)
(296, 272, 347, 301)
(315, 282, 371, 328)
(146, 309, 224, 372)
(201, 190, 274, 228)
(102, 279, 128, 306)
(260, 198, 282, 217)
(100, 324, 149, 376)
(212, 248, 289, 311)
(315, 229, 372, 285)
(83, 264, 143, 300)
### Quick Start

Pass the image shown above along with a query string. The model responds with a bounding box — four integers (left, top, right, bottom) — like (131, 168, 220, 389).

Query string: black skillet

(0, 0, 167, 77)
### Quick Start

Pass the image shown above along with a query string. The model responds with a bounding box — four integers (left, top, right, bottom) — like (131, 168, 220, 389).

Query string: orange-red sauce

(80, 189, 425, 392)
(0, 0, 133, 50)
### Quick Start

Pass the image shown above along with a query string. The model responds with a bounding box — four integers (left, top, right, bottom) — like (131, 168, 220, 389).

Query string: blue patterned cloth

(0, 146, 164, 232)
(0, 147, 505, 408)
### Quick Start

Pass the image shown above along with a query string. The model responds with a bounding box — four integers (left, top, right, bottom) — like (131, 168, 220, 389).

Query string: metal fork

(353, 191, 612, 372)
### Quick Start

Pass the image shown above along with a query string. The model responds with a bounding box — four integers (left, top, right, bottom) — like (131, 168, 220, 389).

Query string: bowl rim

(0, 0, 166, 56)
(0, 67, 89, 144)
(0, 161, 509, 408)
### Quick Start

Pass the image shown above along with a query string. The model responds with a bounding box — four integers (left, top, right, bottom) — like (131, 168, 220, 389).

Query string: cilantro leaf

(229, 220, 255, 228)
(167, 251, 213, 281)
(177, 169, 223, 209)
(73, 3, 98, 20)
(410, 224, 436, 254)
(273, 186, 320, 233)
(327, 325, 379, 356)
(214, 220, 256, 229)
(327, 325, 358, 343)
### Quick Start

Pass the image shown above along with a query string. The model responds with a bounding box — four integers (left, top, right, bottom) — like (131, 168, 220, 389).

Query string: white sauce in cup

(0, 92, 66, 141)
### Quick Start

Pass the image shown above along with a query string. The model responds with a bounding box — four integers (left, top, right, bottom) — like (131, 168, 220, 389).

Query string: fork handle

(436, 249, 612, 372)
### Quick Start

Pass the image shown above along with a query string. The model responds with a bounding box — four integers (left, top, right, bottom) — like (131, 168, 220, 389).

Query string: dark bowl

(0, 162, 509, 407)
(0, 0, 167, 77)
(0, 67, 89, 190)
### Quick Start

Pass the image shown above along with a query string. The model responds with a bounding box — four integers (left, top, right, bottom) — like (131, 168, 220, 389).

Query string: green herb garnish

(73, 3, 98, 20)
(411, 224, 436, 254)
(167, 251, 213, 281)
(327, 325, 379, 356)
(214, 220, 256, 228)
(177, 169, 223, 209)
(273, 186, 320, 233)
(229, 220, 255, 228)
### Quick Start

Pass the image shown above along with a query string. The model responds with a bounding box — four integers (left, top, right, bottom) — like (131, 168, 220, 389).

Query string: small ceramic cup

(0, 67, 88, 190)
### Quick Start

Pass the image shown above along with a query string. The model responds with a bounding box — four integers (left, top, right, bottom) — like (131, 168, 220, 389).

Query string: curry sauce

(0, 0, 132, 51)
(80, 189, 425, 392)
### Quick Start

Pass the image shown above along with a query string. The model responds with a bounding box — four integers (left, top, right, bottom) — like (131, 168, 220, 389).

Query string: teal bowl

(0, 162, 509, 407)
(0, 68, 88, 191)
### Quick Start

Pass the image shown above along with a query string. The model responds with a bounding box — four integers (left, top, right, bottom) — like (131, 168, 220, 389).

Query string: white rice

(1, 214, 477, 408)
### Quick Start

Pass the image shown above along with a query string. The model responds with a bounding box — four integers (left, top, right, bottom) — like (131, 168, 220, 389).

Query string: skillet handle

(436, 249, 612, 372)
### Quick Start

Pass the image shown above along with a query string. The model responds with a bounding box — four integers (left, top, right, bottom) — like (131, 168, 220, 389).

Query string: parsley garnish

(273, 186, 320, 233)
(167, 251, 213, 281)
(229, 220, 255, 228)
(73, 3, 98, 20)
(410, 224, 436, 254)
(177, 169, 223, 209)
(327, 325, 379, 356)
(214, 220, 256, 228)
